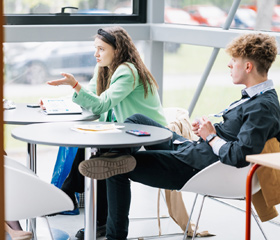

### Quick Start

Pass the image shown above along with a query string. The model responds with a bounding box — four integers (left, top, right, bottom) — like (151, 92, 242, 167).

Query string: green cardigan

(72, 62, 167, 126)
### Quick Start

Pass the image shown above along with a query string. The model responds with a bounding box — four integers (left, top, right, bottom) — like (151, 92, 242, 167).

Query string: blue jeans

(106, 114, 199, 240)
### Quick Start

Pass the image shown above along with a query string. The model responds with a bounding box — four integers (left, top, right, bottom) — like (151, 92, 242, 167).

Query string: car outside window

(165, 0, 280, 32)
(4, 41, 96, 84)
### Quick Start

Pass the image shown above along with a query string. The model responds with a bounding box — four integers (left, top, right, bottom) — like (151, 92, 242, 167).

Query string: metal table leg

(26, 143, 37, 237)
(27, 143, 37, 173)
(84, 148, 97, 240)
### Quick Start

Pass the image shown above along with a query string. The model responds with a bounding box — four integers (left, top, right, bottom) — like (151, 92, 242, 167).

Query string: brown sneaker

(78, 153, 136, 180)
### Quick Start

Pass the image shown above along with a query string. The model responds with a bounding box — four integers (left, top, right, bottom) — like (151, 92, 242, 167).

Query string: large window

(162, 44, 280, 121)
(4, 0, 146, 25)
(4, 41, 96, 84)
(165, 0, 280, 32)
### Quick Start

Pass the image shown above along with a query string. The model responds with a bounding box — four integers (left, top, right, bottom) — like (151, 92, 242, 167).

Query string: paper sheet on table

(71, 124, 124, 133)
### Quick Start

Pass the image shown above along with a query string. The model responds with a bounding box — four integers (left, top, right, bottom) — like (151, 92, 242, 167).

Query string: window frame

(5, 0, 147, 25)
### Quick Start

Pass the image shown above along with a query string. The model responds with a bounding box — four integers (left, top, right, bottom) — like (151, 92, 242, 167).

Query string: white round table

(12, 121, 172, 240)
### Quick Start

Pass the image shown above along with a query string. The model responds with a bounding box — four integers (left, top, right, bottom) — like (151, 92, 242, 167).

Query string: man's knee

(125, 113, 148, 124)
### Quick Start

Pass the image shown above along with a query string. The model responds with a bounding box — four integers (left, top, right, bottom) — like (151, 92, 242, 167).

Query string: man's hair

(226, 33, 278, 75)
(95, 26, 158, 98)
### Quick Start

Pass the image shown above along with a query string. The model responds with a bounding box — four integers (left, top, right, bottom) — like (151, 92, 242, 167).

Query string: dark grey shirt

(216, 81, 280, 167)
(172, 80, 280, 169)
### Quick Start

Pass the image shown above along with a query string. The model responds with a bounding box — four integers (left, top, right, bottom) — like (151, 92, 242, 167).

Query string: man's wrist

(212, 137, 227, 156)
(206, 133, 217, 144)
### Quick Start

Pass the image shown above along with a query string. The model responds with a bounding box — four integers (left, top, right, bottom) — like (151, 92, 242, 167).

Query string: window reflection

(4, 0, 132, 15)
(163, 43, 280, 119)
(183, 5, 227, 27)
(165, 7, 199, 25)
(4, 40, 144, 86)
(165, 0, 280, 32)
(165, 0, 232, 28)
(4, 42, 97, 84)
(234, 8, 256, 29)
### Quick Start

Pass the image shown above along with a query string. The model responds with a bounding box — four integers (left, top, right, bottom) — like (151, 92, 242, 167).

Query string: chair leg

(251, 208, 268, 240)
(183, 194, 207, 240)
(191, 195, 206, 240)
(31, 217, 54, 240)
(183, 194, 198, 240)
(160, 189, 167, 205)
(29, 218, 38, 240)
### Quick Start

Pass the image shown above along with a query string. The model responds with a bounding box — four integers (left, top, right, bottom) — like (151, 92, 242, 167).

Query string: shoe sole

(75, 225, 106, 239)
(78, 155, 136, 180)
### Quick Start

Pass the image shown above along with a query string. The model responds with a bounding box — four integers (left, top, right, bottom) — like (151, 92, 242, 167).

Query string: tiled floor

(5, 146, 280, 240)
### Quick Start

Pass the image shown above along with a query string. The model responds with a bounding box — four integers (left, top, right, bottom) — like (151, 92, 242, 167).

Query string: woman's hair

(95, 26, 158, 97)
(225, 33, 278, 76)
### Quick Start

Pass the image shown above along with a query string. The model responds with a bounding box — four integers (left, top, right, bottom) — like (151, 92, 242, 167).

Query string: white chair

(4, 156, 74, 239)
(180, 161, 266, 240)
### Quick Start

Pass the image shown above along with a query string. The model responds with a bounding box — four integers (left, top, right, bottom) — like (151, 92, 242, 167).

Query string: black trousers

(105, 114, 200, 240)
(61, 148, 108, 225)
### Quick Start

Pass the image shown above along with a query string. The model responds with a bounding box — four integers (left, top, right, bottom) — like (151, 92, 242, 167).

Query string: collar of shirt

(242, 79, 274, 98)
(211, 80, 274, 118)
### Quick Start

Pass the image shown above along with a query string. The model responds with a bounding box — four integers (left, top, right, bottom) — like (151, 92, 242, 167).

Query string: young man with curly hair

(79, 33, 280, 240)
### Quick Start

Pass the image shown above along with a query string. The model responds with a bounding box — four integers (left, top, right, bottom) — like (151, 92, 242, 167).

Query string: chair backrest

(164, 107, 198, 141)
(180, 161, 260, 199)
(4, 156, 74, 221)
(164, 107, 186, 124)
(4, 156, 35, 175)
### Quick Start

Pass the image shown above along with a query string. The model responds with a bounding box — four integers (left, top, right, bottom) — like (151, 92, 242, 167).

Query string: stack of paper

(71, 124, 123, 133)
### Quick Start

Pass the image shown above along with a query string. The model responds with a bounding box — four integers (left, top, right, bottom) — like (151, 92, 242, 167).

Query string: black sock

(61, 187, 77, 205)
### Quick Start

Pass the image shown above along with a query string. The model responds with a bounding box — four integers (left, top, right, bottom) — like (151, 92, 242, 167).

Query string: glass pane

(165, 6, 199, 26)
(4, 41, 96, 85)
(234, 2, 280, 32)
(163, 43, 280, 120)
(3, 39, 144, 96)
(165, 0, 232, 27)
(165, 0, 280, 32)
(4, 0, 132, 15)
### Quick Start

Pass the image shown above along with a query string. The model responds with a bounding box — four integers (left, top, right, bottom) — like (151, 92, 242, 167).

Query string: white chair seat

(180, 161, 264, 240)
(180, 161, 260, 199)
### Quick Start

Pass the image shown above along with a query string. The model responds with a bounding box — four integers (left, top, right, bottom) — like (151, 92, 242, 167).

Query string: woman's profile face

(94, 38, 115, 68)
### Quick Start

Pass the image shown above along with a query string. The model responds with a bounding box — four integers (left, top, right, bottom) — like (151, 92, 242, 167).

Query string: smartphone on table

(126, 130, 151, 136)
(27, 103, 41, 108)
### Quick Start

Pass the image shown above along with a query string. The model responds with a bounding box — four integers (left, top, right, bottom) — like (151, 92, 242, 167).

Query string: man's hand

(196, 116, 216, 141)
(192, 119, 201, 137)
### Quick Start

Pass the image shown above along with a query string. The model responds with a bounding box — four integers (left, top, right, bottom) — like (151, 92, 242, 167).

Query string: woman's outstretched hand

(47, 73, 77, 87)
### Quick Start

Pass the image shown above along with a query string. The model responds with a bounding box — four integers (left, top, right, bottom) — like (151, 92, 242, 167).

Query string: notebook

(42, 98, 83, 115)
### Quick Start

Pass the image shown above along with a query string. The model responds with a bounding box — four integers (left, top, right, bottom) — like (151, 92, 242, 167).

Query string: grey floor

(5, 146, 280, 240)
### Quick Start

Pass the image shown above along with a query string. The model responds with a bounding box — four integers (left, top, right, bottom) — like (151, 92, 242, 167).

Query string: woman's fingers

(47, 73, 76, 86)
(47, 79, 66, 85)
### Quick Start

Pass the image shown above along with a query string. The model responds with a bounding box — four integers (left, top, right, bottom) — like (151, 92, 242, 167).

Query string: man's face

(228, 57, 248, 86)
